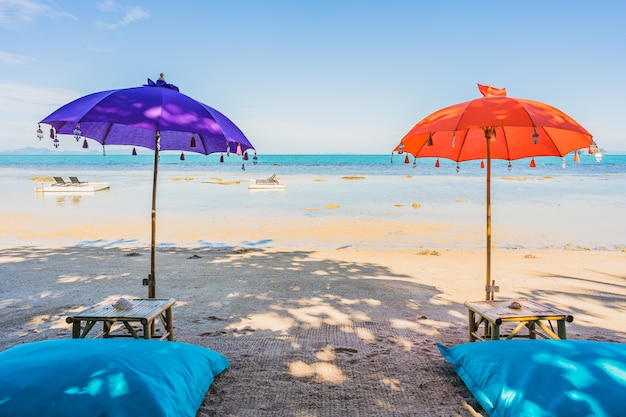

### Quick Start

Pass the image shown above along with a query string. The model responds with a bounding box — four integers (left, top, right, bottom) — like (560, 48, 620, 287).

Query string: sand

(1, 233, 625, 416)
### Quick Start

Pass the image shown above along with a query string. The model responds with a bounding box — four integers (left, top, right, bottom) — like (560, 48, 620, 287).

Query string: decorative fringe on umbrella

(404, 155, 409, 164)
(180, 152, 185, 161)
(236, 143, 242, 156)
(220, 154, 224, 163)
(435, 159, 440, 168)
(132, 147, 137, 156)
(190, 134, 196, 148)
(480, 160, 485, 169)
(574, 151, 580, 163)
(82, 139, 89, 149)
(530, 158, 536, 168)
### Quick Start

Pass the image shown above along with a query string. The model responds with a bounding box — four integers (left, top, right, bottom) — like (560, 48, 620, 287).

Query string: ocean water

(0, 152, 624, 249)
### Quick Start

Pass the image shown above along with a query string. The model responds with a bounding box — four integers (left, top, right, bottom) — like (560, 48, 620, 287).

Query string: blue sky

(1, 0, 625, 154)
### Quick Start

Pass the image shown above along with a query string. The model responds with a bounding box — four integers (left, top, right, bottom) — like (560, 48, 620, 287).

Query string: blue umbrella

(39, 77, 255, 298)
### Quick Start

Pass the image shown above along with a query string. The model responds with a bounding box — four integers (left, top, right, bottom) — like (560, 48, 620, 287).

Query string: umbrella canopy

(40, 77, 255, 298)
(394, 84, 594, 300)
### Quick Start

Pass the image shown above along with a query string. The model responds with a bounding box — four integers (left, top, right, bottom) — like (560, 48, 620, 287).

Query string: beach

(1, 159, 625, 416)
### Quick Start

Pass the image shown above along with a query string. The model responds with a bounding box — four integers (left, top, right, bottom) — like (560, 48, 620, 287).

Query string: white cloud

(0, 0, 49, 25)
(0, 50, 35, 66)
(120, 6, 148, 25)
(95, 2, 149, 29)
(0, 0, 75, 27)
(97, 0, 118, 13)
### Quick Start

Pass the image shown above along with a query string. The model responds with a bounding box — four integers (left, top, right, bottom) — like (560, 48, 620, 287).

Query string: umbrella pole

(149, 132, 160, 299)
(485, 128, 493, 301)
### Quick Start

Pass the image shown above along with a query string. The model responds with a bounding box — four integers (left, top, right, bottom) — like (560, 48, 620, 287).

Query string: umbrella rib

(101, 123, 114, 146)
(196, 134, 209, 154)
(452, 129, 470, 162)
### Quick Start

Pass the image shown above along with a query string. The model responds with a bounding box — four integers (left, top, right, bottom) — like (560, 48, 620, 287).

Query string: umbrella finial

(478, 84, 507, 97)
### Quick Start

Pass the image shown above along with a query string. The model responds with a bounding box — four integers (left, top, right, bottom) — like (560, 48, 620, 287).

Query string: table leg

(490, 322, 500, 340)
(165, 307, 174, 341)
(468, 310, 476, 342)
(142, 319, 151, 339)
(557, 320, 567, 339)
(103, 321, 112, 337)
(72, 320, 81, 338)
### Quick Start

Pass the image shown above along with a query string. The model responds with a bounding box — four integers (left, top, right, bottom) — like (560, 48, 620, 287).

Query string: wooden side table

(464, 299, 573, 342)
(66, 298, 176, 341)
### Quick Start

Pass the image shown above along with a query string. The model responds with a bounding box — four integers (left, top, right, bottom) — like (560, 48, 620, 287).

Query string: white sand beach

(1, 176, 625, 416)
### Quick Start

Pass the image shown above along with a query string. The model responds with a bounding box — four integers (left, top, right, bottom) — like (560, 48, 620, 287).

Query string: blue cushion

(438, 340, 626, 417)
(0, 339, 229, 417)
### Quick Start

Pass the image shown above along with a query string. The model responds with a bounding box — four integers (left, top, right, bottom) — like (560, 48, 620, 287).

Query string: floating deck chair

(69, 176, 86, 185)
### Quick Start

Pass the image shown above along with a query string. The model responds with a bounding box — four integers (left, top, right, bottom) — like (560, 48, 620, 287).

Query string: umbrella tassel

(530, 158, 536, 168)
(480, 160, 485, 169)
(49, 127, 55, 140)
(243, 151, 249, 161)
(253, 152, 258, 165)
(190, 134, 196, 148)
(404, 154, 409, 164)
(435, 158, 440, 168)
(413, 157, 416, 168)
(456, 163, 460, 173)
(220, 154, 224, 163)
(426, 134, 433, 146)
(180, 152, 185, 161)
(132, 147, 137, 156)
(574, 150, 580, 163)
(82, 139, 89, 149)
(236, 143, 242, 156)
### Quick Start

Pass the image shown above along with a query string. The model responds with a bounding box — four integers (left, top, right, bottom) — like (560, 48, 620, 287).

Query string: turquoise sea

(0, 152, 624, 250)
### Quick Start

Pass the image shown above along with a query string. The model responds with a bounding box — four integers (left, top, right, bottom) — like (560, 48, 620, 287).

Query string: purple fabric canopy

(41, 82, 254, 155)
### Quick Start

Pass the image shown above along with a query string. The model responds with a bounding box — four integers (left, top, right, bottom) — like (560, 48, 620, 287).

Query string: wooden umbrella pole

(149, 131, 160, 299)
(485, 128, 493, 301)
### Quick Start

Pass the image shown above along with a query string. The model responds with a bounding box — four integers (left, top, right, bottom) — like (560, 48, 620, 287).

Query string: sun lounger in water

(248, 174, 285, 190)
(69, 176, 86, 185)
(53, 176, 69, 186)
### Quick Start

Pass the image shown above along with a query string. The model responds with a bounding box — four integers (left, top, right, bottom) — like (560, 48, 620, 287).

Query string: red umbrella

(394, 84, 594, 300)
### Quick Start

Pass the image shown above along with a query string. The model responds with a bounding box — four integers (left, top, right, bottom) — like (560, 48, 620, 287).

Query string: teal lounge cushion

(438, 340, 626, 417)
(0, 338, 229, 417)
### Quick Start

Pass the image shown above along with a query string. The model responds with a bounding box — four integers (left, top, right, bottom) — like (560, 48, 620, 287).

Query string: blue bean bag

(438, 339, 626, 417)
(0, 338, 229, 417)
